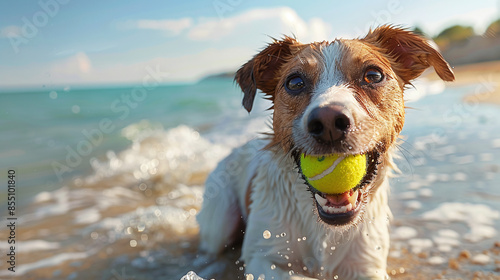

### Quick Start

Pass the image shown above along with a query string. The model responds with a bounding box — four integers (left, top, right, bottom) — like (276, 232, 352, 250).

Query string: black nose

(307, 105, 352, 143)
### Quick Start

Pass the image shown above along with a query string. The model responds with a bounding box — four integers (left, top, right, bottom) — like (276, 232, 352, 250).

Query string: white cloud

(134, 18, 193, 35)
(188, 7, 332, 43)
(0, 25, 22, 38)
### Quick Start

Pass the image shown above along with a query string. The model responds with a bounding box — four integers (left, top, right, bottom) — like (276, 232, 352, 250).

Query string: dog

(196, 26, 454, 279)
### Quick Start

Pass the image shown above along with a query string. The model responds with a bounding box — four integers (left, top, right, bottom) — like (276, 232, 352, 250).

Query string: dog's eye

(285, 75, 306, 94)
(363, 68, 384, 84)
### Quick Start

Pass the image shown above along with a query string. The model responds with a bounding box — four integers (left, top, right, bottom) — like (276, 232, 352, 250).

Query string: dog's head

(235, 26, 454, 227)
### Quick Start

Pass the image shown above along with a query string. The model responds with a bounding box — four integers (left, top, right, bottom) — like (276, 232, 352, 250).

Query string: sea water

(0, 77, 499, 279)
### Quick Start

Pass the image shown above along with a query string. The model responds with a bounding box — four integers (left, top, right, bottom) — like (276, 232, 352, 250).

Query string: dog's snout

(307, 105, 352, 142)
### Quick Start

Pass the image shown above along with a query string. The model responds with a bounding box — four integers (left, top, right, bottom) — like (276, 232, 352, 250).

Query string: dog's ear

(235, 37, 300, 112)
(363, 25, 455, 84)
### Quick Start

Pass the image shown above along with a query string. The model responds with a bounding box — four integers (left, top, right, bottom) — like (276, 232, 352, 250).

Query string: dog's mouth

(295, 150, 380, 226)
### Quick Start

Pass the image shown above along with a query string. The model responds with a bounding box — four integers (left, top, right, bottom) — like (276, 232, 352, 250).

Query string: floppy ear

(363, 25, 455, 84)
(235, 36, 300, 112)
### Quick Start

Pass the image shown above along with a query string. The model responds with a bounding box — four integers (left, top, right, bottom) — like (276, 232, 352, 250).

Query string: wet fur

(197, 26, 454, 279)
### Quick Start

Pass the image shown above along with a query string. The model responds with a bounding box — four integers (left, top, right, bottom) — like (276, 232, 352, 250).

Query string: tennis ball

(300, 153, 366, 194)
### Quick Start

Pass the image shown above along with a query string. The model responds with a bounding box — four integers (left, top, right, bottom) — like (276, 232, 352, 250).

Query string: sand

(423, 60, 500, 105)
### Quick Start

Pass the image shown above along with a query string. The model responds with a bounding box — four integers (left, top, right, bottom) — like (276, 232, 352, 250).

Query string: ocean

(1, 77, 500, 279)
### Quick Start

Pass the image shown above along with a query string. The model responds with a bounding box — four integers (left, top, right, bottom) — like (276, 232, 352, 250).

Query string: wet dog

(197, 26, 454, 279)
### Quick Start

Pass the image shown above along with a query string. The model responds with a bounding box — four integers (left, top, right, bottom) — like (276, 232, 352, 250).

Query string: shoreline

(423, 60, 500, 105)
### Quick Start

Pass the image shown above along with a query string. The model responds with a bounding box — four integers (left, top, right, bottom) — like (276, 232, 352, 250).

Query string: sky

(0, 0, 499, 89)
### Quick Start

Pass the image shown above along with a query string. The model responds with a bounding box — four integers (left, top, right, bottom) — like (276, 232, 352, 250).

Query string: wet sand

(387, 244, 500, 280)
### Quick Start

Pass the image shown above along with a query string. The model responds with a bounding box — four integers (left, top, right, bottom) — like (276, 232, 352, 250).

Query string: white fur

(198, 138, 391, 279)
(298, 42, 369, 154)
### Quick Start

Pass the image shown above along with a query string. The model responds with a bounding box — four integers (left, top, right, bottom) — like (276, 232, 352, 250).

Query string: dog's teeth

(318, 196, 354, 214)
(315, 193, 328, 206)
(346, 203, 353, 212)
(338, 205, 347, 213)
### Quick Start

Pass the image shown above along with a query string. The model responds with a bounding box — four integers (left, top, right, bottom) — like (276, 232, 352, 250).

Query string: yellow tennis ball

(300, 153, 366, 194)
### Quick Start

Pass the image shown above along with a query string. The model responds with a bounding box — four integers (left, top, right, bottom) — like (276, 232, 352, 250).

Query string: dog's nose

(307, 105, 352, 142)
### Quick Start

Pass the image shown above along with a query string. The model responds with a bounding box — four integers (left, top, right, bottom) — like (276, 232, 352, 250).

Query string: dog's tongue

(325, 190, 357, 206)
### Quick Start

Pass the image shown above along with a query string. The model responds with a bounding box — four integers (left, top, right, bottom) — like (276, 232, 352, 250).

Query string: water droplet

(280, 232, 287, 237)
(287, 263, 292, 267)
(263, 230, 271, 239)
(302, 236, 306, 240)
(376, 245, 381, 250)
(49, 91, 57, 99)
(137, 224, 145, 232)
(330, 246, 336, 250)
(297, 238, 301, 242)
(72, 105, 80, 114)
(90, 232, 98, 240)
(239, 266, 244, 271)
(270, 264, 276, 270)
(320, 266, 324, 271)
(139, 183, 147, 191)
(288, 270, 294, 276)
(129, 240, 137, 247)
(245, 274, 254, 280)
(334, 275, 339, 279)
(154, 209, 162, 217)
(303, 266, 308, 271)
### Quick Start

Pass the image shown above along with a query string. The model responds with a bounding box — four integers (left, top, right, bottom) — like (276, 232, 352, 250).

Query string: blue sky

(0, 0, 498, 89)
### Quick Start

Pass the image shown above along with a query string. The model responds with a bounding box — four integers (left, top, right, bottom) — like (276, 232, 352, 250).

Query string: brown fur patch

(234, 26, 454, 156)
(362, 26, 455, 84)
(268, 44, 326, 151)
(235, 37, 305, 112)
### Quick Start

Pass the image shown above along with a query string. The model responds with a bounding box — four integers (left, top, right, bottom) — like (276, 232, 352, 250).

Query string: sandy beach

(424, 60, 500, 106)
